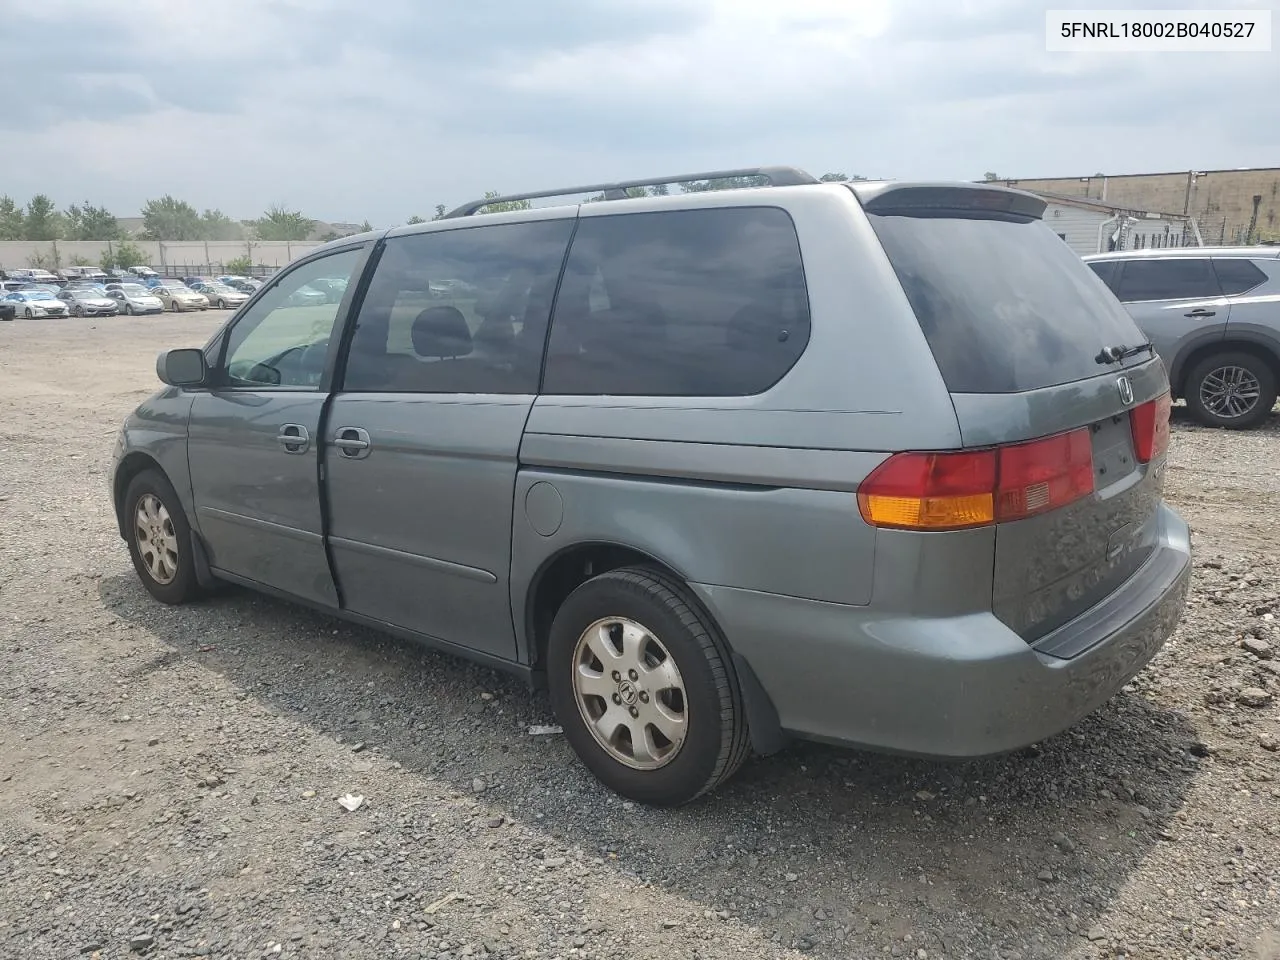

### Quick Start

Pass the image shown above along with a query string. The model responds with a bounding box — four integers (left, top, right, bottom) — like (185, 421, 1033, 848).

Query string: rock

(129, 934, 155, 952)
(487, 817, 503, 829)
(351, 742, 366, 753)
(480, 692, 495, 701)
(785, 872, 799, 882)
(1242, 637, 1273, 659)
(1238, 687, 1273, 708)
(915, 790, 935, 801)
(471, 778, 487, 793)
(1037, 869, 1054, 883)
(1260, 734, 1278, 752)
(1087, 927, 1106, 942)
(1051, 831, 1075, 853)
(1188, 741, 1213, 758)
(572, 936, 586, 948)
(661, 919, 681, 929)
(80, 944, 105, 954)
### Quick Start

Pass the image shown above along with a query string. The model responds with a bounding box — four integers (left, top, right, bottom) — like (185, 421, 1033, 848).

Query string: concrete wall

(1002, 168, 1280, 245)
(0, 239, 325, 275)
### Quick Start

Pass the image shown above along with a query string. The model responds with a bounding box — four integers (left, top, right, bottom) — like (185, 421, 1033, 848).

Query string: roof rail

(443, 166, 821, 218)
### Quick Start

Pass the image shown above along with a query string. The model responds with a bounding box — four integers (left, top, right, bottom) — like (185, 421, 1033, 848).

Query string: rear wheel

(216, 298, 227, 309)
(546, 567, 750, 806)
(1185, 351, 1276, 429)
(123, 469, 202, 605)
(124, 303, 134, 316)
(23, 307, 32, 319)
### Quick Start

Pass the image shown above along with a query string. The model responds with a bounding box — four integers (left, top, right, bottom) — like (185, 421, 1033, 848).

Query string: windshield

(119, 284, 150, 295)
(868, 212, 1150, 394)
(208, 283, 235, 293)
(27, 291, 55, 301)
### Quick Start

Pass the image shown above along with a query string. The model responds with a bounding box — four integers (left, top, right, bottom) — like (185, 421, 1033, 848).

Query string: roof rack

(443, 166, 820, 218)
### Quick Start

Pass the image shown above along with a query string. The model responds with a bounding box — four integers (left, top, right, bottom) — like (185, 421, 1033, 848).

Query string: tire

(124, 303, 134, 316)
(72, 304, 84, 317)
(1184, 351, 1277, 430)
(122, 469, 202, 605)
(24, 307, 33, 319)
(546, 567, 750, 806)
(217, 298, 226, 309)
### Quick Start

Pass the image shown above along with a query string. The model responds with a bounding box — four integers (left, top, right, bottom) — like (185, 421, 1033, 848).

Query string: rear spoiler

(851, 182, 1047, 219)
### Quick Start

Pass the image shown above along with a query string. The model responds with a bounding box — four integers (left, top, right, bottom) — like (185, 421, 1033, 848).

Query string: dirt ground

(1, 314, 1278, 960)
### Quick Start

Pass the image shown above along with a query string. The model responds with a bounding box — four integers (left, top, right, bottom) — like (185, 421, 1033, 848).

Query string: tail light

(857, 428, 1095, 531)
(1130, 392, 1171, 463)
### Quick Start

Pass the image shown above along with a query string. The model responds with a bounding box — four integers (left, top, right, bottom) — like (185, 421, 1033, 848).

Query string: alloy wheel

(571, 617, 688, 770)
(1199, 365, 1261, 420)
(134, 493, 179, 585)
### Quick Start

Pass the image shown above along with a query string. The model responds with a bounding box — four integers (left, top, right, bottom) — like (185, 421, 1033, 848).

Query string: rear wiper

(1095, 341, 1153, 364)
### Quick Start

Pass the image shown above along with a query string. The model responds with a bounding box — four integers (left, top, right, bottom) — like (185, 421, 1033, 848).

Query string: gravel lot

(2, 314, 1278, 960)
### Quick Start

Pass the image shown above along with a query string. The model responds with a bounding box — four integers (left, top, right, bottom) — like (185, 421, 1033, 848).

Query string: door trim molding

(197, 506, 324, 545)
(328, 536, 498, 584)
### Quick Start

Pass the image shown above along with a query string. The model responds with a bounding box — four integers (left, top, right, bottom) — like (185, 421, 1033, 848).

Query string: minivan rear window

(868, 212, 1149, 394)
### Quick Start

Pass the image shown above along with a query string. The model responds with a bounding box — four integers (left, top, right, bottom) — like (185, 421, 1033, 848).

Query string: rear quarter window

(1212, 258, 1269, 296)
(1115, 258, 1221, 302)
(868, 212, 1148, 394)
(542, 207, 810, 396)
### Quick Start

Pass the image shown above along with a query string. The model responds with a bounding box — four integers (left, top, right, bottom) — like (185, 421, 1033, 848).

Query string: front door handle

(1184, 308, 1216, 318)
(332, 426, 371, 459)
(276, 423, 310, 454)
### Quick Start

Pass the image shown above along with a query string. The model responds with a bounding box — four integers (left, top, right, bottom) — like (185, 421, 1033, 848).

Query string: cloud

(0, 0, 1274, 224)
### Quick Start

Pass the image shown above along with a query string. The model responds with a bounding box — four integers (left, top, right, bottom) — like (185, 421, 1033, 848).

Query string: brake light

(1130, 392, 1171, 463)
(857, 429, 1095, 531)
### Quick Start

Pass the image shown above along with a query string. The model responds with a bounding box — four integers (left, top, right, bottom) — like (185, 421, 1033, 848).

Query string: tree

(318, 231, 340, 242)
(225, 254, 252, 274)
(477, 190, 533, 214)
(0, 195, 21, 240)
(406, 215, 426, 224)
(679, 176, 768, 193)
(27, 249, 58, 270)
(359, 220, 373, 232)
(200, 209, 240, 240)
(982, 171, 1001, 182)
(64, 201, 120, 240)
(433, 204, 447, 220)
(112, 240, 147, 270)
(142, 195, 203, 240)
(24, 194, 62, 241)
(253, 204, 315, 241)
(69, 254, 92, 267)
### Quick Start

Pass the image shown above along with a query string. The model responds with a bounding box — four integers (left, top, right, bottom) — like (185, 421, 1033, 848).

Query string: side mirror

(156, 348, 208, 387)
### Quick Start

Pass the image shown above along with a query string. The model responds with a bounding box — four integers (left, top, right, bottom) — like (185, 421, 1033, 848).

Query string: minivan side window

(341, 220, 575, 394)
(221, 248, 364, 389)
(542, 207, 811, 397)
(1086, 260, 1121, 294)
(1212, 258, 1268, 296)
(1115, 258, 1221, 303)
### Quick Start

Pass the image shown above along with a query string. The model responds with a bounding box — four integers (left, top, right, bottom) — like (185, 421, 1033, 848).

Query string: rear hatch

(859, 184, 1172, 647)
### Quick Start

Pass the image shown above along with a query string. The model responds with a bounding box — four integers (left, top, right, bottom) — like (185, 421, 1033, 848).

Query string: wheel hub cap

(571, 617, 688, 771)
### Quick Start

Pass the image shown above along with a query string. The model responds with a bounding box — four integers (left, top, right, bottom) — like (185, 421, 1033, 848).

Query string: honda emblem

(1116, 375, 1134, 406)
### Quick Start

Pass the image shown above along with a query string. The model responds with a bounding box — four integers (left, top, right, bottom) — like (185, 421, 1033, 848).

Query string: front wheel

(72, 304, 84, 317)
(124, 303, 134, 316)
(547, 567, 749, 806)
(23, 307, 33, 319)
(123, 470, 202, 604)
(1185, 351, 1276, 429)
(216, 298, 227, 309)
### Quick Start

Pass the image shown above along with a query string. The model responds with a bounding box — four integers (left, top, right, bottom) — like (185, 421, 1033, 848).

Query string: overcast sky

(2, 0, 1275, 225)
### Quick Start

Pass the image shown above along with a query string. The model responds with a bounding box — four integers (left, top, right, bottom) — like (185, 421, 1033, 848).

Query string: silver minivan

(110, 168, 1192, 805)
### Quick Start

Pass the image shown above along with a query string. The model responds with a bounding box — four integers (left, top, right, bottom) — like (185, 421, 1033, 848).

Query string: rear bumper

(692, 503, 1192, 758)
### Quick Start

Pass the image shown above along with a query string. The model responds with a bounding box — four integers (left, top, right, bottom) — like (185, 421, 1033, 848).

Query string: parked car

(285, 284, 328, 307)
(152, 283, 210, 312)
(189, 280, 249, 309)
(61, 287, 119, 317)
(5, 268, 59, 284)
(111, 168, 1191, 806)
(128, 266, 160, 280)
(104, 282, 165, 315)
(3, 290, 69, 318)
(216, 276, 263, 295)
(0, 301, 14, 321)
(60, 267, 109, 282)
(1084, 247, 1280, 429)
(18, 283, 63, 295)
